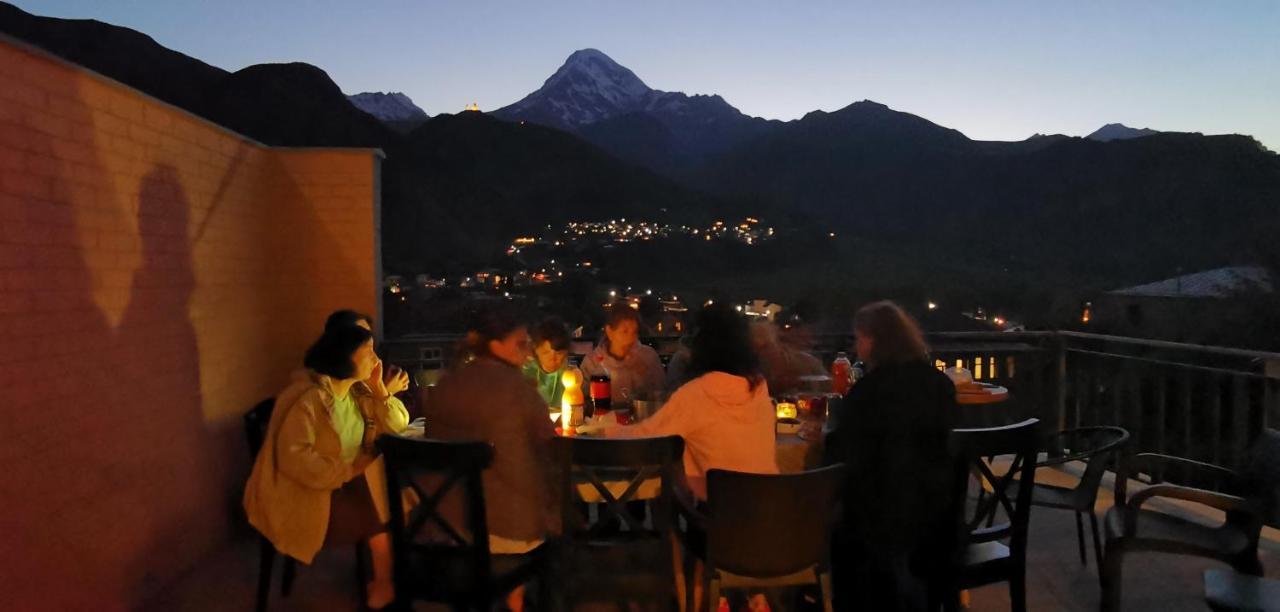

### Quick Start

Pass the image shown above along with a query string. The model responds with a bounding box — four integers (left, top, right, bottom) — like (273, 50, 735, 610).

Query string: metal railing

(381, 329, 1280, 474)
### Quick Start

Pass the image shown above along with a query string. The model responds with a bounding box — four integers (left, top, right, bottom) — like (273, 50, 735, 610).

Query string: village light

(609, 290, 617, 297)
(928, 301, 938, 310)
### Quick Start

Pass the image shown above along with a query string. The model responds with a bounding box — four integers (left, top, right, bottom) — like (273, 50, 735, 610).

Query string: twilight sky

(15, 0, 1280, 149)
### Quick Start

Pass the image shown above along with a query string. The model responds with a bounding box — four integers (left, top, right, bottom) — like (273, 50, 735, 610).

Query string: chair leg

(707, 571, 721, 612)
(355, 541, 369, 605)
(1074, 511, 1087, 565)
(1100, 546, 1123, 612)
(1089, 512, 1104, 581)
(255, 537, 275, 612)
(1231, 553, 1264, 577)
(818, 570, 834, 612)
(1010, 566, 1027, 612)
(281, 556, 296, 597)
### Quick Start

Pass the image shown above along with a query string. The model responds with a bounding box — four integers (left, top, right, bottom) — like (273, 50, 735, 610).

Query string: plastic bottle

(832, 352, 853, 395)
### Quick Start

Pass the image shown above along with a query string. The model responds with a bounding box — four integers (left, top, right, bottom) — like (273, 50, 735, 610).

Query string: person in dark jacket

(422, 304, 558, 611)
(824, 300, 957, 612)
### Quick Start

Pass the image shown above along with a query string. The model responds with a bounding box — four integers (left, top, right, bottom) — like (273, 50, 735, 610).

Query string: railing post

(1051, 333, 1067, 433)
(1266, 359, 1280, 429)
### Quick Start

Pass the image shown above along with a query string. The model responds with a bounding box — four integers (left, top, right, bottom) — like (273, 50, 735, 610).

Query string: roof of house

(1108, 266, 1272, 298)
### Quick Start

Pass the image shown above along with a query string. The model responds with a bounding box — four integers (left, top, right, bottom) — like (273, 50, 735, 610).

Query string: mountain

(1087, 123, 1161, 141)
(348, 91, 429, 122)
(8, 2, 1280, 297)
(380, 112, 730, 271)
(203, 63, 394, 147)
(0, 1, 228, 113)
(0, 3, 730, 276)
(494, 48, 779, 177)
(700, 101, 1280, 287)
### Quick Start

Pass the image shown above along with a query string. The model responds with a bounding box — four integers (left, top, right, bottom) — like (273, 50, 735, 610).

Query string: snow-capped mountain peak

(496, 48, 664, 128)
(543, 48, 651, 106)
(348, 91, 428, 122)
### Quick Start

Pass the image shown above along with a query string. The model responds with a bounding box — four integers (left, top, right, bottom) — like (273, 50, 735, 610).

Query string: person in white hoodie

(611, 303, 778, 500)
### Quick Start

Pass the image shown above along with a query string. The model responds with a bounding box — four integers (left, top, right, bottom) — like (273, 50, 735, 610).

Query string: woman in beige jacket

(243, 324, 409, 608)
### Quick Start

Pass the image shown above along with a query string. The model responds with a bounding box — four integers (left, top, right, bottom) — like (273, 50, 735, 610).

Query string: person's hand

(366, 358, 390, 399)
(350, 453, 376, 479)
(385, 368, 410, 396)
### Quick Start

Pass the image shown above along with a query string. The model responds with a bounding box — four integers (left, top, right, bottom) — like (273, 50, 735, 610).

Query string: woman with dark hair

(243, 324, 410, 609)
(423, 304, 558, 595)
(823, 300, 956, 612)
(581, 303, 665, 405)
(522, 316, 574, 408)
(321, 309, 410, 398)
(611, 304, 778, 500)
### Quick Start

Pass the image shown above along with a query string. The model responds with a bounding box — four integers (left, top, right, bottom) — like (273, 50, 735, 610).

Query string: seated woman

(422, 304, 558, 558)
(521, 316, 573, 409)
(822, 301, 956, 612)
(581, 304, 666, 405)
(611, 303, 778, 500)
(243, 323, 410, 609)
(324, 308, 411, 406)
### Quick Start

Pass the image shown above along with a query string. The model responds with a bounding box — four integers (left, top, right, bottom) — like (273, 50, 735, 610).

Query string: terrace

(4, 27, 1279, 612)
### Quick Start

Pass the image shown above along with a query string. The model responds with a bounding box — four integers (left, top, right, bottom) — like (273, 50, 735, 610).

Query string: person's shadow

(114, 165, 216, 599)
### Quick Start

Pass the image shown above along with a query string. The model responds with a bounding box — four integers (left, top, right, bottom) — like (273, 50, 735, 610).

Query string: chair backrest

(1048, 426, 1130, 507)
(946, 419, 1040, 566)
(243, 397, 276, 459)
(705, 464, 847, 578)
(1241, 429, 1280, 529)
(376, 434, 495, 603)
(555, 435, 685, 538)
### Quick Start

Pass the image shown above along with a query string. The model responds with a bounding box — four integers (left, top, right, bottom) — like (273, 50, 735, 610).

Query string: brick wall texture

(0, 37, 381, 610)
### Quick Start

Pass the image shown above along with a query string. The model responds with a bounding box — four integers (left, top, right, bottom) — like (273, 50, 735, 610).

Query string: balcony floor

(145, 464, 1280, 611)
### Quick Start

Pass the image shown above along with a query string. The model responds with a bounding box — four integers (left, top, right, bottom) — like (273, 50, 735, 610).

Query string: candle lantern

(775, 399, 798, 420)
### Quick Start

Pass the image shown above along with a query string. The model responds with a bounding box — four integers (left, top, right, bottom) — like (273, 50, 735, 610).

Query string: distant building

(1090, 266, 1272, 343)
(744, 299, 784, 322)
(384, 275, 404, 294)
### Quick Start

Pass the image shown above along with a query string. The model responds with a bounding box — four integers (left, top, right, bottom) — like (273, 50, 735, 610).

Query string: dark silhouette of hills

(699, 101, 1280, 286)
(5, 3, 1279, 299)
(0, 3, 728, 275)
(380, 112, 729, 272)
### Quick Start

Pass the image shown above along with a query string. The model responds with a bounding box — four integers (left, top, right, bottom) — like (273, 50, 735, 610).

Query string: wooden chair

(932, 418, 1040, 612)
(243, 397, 295, 612)
(377, 434, 549, 611)
(1008, 426, 1129, 581)
(683, 465, 847, 612)
(1102, 429, 1280, 611)
(554, 435, 685, 610)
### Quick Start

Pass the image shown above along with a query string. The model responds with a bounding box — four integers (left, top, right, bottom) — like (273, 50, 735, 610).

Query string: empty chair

(684, 464, 847, 612)
(555, 435, 686, 609)
(1009, 426, 1129, 580)
(932, 418, 1040, 612)
(1102, 429, 1280, 611)
(377, 434, 549, 611)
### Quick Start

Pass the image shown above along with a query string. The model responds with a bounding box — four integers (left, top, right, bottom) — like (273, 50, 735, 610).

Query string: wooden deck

(145, 464, 1280, 611)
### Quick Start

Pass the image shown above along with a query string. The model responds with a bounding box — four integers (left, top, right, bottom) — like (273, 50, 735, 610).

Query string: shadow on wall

(2, 40, 378, 610)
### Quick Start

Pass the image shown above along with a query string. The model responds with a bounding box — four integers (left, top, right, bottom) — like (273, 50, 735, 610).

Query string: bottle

(589, 373, 612, 417)
(832, 352, 853, 395)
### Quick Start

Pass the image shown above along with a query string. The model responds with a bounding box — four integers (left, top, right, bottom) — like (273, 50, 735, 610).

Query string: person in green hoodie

(522, 316, 572, 409)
